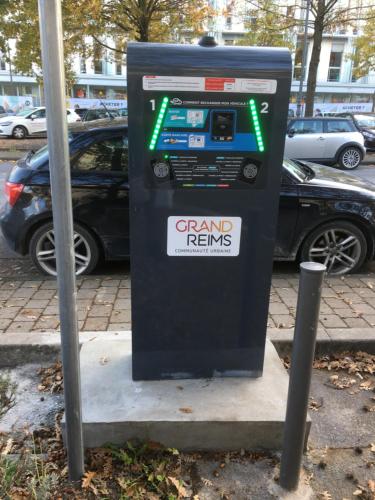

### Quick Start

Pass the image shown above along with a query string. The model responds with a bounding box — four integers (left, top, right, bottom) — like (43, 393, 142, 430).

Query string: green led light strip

(149, 96, 169, 150)
(249, 99, 264, 153)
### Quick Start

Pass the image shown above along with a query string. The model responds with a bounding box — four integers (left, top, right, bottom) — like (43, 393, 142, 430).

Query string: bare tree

(246, 0, 375, 116)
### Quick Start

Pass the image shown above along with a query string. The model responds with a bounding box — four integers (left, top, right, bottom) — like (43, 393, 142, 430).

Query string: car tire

(12, 126, 28, 139)
(29, 222, 100, 276)
(301, 221, 367, 275)
(338, 146, 363, 170)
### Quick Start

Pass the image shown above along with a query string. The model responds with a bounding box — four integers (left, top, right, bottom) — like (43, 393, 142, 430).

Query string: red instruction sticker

(204, 78, 235, 91)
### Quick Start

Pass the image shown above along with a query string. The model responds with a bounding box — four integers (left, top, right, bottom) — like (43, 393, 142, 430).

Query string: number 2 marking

(261, 102, 269, 113)
(150, 99, 155, 111)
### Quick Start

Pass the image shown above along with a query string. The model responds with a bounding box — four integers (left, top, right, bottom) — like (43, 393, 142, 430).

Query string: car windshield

(283, 159, 310, 182)
(354, 114, 375, 128)
(16, 108, 36, 117)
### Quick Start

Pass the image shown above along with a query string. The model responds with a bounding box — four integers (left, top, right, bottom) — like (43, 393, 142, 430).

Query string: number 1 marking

(150, 99, 155, 111)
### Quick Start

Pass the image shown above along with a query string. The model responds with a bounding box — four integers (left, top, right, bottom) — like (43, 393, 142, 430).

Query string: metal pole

(38, 0, 84, 481)
(279, 262, 326, 491)
(296, 0, 311, 117)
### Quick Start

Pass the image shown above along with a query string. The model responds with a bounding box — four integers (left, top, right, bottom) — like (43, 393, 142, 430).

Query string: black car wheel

(30, 222, 100, 276)
(301, 221, 367, 275)
(338, 147, 362, 170)
(12, 126, 27, 139)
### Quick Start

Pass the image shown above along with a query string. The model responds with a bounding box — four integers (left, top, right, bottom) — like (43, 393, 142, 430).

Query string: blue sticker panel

(157, 132, 257, 151)
(164, 108, 209, 128)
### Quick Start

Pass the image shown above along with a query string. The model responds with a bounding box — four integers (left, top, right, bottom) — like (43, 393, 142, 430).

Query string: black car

(1, 124, 375, 276)
(82, 108, 119, 121)
(336, 112, 375, 151)
(73, 107, 88, 119)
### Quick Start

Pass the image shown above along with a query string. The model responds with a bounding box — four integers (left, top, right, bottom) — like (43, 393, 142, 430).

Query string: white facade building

(202, 0, 374, 112)
(0, 0, 373, 112)
(0, 38, 127, 111)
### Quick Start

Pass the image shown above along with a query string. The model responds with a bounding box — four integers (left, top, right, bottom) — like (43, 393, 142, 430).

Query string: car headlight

(0, 122, 13, 126)
(363, 131, 375, 139)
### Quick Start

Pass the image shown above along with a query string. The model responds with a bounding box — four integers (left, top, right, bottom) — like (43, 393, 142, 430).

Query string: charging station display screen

(143, 75, 276, 190)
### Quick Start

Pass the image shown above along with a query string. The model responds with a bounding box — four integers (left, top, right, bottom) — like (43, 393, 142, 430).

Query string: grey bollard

(279, 262, 326, 491)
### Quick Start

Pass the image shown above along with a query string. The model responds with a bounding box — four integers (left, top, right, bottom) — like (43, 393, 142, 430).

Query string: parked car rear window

(73, 137, 128, 174)
(326, 120, 354, 133)
(291, 120, 323, 134)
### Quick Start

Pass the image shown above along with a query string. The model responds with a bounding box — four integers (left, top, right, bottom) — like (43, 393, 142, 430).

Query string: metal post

(38, 0, 84, 481)
(279, 262, 326, 491)
(296, 0, 311, 117)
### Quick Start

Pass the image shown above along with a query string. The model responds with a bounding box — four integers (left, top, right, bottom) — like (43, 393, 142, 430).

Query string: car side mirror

(29, 114, 36, 120)
(288, 128, 295, 138)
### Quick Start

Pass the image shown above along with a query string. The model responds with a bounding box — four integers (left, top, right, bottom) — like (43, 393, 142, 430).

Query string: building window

(94, 59, 103, 74)
(226, 16, 232, 27)
(224, 39, 234, 45)
(328, 43, 344, 82)
(80, 58, 86, 74)
(74, 86, 86, 98)
(89, 86, 106, 99)
(0, 58, 5, 71)
(93, 43, 104, 74)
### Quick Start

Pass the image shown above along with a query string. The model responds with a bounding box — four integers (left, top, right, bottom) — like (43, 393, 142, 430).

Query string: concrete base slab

(69, 337, 301, 451)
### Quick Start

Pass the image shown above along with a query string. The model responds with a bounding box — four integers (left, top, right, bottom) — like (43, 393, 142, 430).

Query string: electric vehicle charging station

(128, 41, 292, 381)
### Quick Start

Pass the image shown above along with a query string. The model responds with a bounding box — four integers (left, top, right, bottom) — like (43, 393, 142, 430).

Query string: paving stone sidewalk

(0, 273, 375, 335)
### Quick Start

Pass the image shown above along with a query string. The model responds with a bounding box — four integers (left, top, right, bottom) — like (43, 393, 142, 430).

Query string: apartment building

(203, 0, 374, 113)
(0, 0, 373, 113)
(0, 39, 127, 111)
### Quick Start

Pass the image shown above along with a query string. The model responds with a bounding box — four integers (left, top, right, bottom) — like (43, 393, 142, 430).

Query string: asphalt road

(0, 159, 375, 278)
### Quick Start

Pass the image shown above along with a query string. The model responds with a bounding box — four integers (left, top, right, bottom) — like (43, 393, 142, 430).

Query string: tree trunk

(138, 14, 150, 41)
(305, 0, 325, 116)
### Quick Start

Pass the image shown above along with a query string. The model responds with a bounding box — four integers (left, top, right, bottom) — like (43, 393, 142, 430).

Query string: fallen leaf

(201, 477, 213, 487)
(318, 491, 332, 499)
(179, 407, 193, 414)
(82, 471, 96, 489)
(100, 356, 109, 365)
(353, 488, 363, 496)
(168, 476, 188, 497)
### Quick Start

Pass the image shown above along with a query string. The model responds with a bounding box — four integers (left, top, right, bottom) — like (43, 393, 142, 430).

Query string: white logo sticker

(167, 216, 242, 257)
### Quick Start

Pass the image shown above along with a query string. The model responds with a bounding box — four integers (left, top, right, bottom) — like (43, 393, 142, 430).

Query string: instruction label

(143, 75, 277, 94)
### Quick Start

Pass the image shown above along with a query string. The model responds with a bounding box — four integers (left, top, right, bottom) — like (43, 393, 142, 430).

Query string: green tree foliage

(238, 0, 294, 48)
(0, 0, 89, 88)
(0, 0, 208, 88)
(243, 0, 375, 116)
(352, 9, 375, 79)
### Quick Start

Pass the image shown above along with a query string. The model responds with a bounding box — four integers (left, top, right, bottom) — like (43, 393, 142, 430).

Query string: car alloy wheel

(35, 229, 92, 276)
(12, 126, 27, 139)
(340, 148, 361, 169)
(307, 228, 362, 275)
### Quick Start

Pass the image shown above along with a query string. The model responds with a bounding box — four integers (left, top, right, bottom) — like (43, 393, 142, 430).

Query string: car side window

(326, 120, 353, 133)
(291, 120, 323, 134)
(73, 137, 128, 175)
(31, 109, 46, 119)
